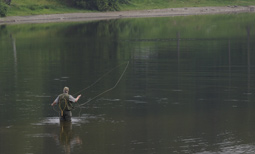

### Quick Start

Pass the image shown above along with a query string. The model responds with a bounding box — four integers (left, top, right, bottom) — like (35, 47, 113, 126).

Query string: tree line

(65, 0, 129, 11)
(0, 0, 129, 17)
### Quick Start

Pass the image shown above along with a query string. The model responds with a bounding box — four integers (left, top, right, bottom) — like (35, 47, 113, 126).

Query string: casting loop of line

(78, 61, 129, 107)
(52, 61, 129, 114)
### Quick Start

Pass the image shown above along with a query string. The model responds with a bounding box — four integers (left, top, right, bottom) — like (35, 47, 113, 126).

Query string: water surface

(1, 13, 255, 154)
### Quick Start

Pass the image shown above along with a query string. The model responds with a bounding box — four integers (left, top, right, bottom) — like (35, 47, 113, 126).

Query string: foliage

(5, 0, 11, 5)
(66, 0, 129, 11)
(121, 0, 255, 10)
(5, 0, 255, 16)
(7, 1, 87, 16)
(0, 0, 8, 17)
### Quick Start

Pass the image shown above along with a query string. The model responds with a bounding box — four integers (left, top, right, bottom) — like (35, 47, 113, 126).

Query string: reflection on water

(30, 119, 84, 154)
(1, 14, 255, 154)
(54, 122, 82, 154)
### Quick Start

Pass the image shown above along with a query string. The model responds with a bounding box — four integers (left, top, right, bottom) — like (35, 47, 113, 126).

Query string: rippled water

(1, 14, 255, 154)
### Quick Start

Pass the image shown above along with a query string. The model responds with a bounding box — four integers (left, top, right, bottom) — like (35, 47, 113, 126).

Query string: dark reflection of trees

(0, 25, 8, 36)
(57, 20, 128, 75)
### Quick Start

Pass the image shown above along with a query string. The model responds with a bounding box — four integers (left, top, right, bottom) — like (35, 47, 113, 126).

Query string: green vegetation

(67, 0, 129, 11)
(0, 1, 8, 17)
(120, 0, 255, 10)
(6, 0, 89, 16)
(1, 0, 255, 16)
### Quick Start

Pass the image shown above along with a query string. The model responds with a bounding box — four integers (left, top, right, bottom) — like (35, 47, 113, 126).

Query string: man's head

(63, 87, 69, 93)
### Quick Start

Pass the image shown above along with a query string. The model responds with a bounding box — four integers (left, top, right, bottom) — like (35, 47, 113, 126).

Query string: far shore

(0, 5, 255, 25)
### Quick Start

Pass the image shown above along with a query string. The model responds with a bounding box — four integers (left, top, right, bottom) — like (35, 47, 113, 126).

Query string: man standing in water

(51, 87, 81, 121)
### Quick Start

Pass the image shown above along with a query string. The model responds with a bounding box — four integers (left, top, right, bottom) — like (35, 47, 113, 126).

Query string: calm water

(1, 14, 255, 154)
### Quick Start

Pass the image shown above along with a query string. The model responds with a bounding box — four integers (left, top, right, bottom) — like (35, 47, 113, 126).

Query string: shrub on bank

(66, 0, 129, 11)
(0, 1, 8, 17)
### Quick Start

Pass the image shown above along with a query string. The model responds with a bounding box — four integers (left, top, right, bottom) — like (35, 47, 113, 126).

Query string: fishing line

(52, 105, 59, 114)
(72, 61, 129, 96)
(78, 61, 129, 107)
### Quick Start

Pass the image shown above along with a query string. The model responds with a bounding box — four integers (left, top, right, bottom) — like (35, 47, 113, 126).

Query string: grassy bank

(6, 0, 255, 16)
(120, 0, 255, 10)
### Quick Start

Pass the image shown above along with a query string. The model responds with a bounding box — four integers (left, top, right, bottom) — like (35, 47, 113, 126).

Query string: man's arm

(69, 94, 82, 103)
(75, 95, 81, 102)
(51, 101, 57, 106)
(51, 96, 59, 106)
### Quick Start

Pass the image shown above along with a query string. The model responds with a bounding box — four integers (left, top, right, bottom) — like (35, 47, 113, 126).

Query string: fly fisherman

(51, 87, 81, 121)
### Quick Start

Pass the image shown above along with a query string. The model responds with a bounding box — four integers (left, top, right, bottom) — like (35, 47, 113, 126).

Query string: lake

(1, 13, 255, 154)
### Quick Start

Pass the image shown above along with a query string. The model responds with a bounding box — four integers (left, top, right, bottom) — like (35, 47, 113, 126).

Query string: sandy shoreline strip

(0, 6, 255, 25)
